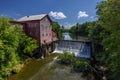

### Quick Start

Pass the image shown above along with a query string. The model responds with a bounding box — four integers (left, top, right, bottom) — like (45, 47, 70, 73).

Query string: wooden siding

(40, 17, 52, 44)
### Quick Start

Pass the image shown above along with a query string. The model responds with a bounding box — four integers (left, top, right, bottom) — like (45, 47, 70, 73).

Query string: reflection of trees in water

(69, 33, 78, 40)
(62, 33, 72, 40)
(69, 33, 89, 41)
(62, 32, 89, 41)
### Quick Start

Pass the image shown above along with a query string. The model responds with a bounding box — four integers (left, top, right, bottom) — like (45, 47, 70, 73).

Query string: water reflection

(62, 33, 72, 40)
(62, 33, 89, 41)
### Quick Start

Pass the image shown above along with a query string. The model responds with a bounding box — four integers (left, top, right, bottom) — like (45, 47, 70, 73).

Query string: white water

(53, 33, 91, 58)
(53, 41, 91, 58)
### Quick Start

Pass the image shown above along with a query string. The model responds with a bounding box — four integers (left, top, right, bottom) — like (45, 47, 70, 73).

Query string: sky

(0, 0, 102, 28)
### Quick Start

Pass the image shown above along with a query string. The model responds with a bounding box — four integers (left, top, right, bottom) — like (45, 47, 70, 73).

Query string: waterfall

(53, 33, 91, 58)
(53, 40, 91, 58)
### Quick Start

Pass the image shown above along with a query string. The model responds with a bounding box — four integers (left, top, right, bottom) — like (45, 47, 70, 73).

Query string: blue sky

(0, 0, 102, 28)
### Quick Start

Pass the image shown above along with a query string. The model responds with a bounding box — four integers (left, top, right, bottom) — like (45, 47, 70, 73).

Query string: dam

(53, 33, 92, 58)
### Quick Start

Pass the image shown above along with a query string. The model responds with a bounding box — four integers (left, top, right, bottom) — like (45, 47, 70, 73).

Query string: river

(62, 33, 89, 41)
(7, 54, 87, 80)
(7, 33, 89, 80)
(53, 33, 91, 58)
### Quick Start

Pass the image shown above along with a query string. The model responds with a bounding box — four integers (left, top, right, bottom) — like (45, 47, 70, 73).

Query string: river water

(53, 33, 91, 58)
(62, 33, 89, 41)
(7, 33, 90, 80)
(7, 54, 87, 80)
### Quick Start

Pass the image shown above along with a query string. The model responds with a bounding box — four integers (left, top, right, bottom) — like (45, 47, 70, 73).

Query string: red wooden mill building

(12, 14, 57, 58)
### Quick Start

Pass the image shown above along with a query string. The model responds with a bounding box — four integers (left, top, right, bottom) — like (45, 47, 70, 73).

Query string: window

(30, 32, 32, 36)
(40, 24, 42, 26)
(36, 31, 38, 36)
(35, 23, 39, 27)
(42, 33, 44, 36)
(29, 23, 32, 27)
(46, 33, 48, 36)
(28, 23, 31, 27)
(41, 24, 44, 30)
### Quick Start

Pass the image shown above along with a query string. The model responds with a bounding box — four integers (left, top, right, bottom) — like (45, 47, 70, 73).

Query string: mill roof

(18, 14, 47, 22)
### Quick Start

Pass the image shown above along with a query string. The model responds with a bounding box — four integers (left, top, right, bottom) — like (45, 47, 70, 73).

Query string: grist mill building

(12, 14, 57, 58)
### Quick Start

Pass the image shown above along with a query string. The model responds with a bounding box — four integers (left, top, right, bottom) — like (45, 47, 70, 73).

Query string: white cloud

(63, 22, 76, 29)
(49, 11, 66, 19)
(78, 11, 88, 19)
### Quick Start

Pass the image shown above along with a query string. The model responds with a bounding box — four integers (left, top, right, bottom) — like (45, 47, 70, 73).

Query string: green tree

(97, 0, 120, 79)
(70, 22, 91, 37)
(52, 22, 62, 40)
(88, 21, 104, 54)
(0, 16, 38, 80)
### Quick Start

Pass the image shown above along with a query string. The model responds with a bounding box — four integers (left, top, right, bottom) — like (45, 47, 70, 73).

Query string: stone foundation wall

(34, 42, 56, 58)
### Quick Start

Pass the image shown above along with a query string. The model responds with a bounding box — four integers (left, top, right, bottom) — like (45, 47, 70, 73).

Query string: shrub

(58, 51, 75, 65)
(0, 16, 38, 80)
(58, 51, 89, 72)
(73, 58, 89, 72)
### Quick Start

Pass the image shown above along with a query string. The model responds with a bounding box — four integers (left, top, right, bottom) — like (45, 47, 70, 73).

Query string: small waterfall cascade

(53, 33, 91, 58)
(53, 40, 91, 58)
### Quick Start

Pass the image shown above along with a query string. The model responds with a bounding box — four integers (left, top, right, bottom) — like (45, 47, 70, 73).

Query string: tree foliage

(69, 22, 89, 36)
(69, 0, 120, 79)
(96, 0, 120, 79)
(87, 21, 104, 54)
(58, 51, 89, 72)
(0, 16, 38, 80)
(69, 21, 104, 54)
(52, 22, 62, 40)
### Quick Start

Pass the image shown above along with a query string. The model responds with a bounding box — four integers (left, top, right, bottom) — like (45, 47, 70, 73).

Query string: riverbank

(7, 53, 87, 80)
(7, 54, 57, 80)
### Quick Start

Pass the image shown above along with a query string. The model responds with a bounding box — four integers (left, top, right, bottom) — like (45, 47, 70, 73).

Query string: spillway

(53, 40, 91, 58)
